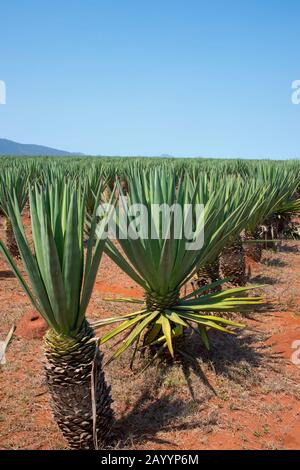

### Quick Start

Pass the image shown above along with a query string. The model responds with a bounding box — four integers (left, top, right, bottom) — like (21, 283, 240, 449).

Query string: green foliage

(0, 178, 114, 336)
(93, 168, 268, 362)
(0, 168, 29, 216)
(0, 156, 298, 360)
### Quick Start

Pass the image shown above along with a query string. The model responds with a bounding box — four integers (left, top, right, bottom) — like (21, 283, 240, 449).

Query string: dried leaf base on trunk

(219, 236, 246, 286)
(44, 321, 113, 450)
(143, 289, 185, 359)
(242, 229, 263, 262)
(145, 289, 180, 313)
(5, 217, 20, 258)
(192, 259, 221, 294)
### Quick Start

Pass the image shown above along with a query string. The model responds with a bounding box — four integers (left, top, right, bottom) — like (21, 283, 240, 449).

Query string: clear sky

(1, 0, 300, 158)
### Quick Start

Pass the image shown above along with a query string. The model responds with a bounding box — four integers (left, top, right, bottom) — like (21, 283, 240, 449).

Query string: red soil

(15, 311, 48, 340)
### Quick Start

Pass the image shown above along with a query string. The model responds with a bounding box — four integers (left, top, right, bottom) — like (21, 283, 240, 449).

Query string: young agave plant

(93, 168, 266, 364)
(0, 179, 114, 449)
(0, 170, 28, 257)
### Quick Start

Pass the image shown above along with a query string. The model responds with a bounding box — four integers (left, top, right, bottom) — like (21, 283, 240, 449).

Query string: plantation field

(0, 211, 300, 450)
(0, 156, 300, 450)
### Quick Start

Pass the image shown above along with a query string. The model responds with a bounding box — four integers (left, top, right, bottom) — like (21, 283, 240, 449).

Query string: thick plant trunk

(192, 259, 221, 294)
(145, 289, 180, 312)
(5, 216, 20, 258)
(44, 321, 113, 450)
(143, 289, 185, 357)
(264, 216, 280, 250)
(219, 236, 246, 286)
(242, 229, 263, 262)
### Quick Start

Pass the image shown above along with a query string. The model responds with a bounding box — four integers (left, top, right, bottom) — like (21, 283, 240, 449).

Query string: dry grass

(102, 320, 300, 449)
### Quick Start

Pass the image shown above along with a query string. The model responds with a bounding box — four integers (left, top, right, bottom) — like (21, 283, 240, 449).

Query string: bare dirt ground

(0, 214, 300, 450)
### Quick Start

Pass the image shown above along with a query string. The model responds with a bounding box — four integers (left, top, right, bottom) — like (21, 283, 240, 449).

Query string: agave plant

(0, 169, 28, 257)
(92, 168, 266, 364)
(221, 167, 300, 277)
(84, 165, 112, 213)
(260, 195, 300, 250)
(194, 172, 272, 287)
(193, 173, 249, 288)
(0, 179, 115, 449)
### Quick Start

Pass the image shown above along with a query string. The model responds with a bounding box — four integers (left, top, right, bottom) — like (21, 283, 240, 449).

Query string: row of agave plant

(0, 158, 299, 450)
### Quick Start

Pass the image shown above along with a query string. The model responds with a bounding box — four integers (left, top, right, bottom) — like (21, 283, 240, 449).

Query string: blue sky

(0, 0, 300, 158)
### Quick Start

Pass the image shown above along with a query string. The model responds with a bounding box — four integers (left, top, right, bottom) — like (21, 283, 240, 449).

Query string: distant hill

(0, 139, 84, 156)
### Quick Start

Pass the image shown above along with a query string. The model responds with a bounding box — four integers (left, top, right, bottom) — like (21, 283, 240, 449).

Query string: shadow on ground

(261, 258, 288, 268)
(107, 326, 282, 448)
(250, 274, 278, 285)
(0, 270, 15, 279)
(277, 243, 300, 254)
